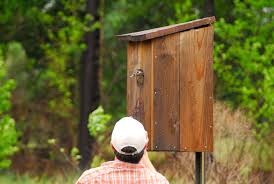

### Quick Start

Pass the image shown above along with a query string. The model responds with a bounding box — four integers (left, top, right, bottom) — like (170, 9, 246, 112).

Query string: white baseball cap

(111, 117, 148, 155)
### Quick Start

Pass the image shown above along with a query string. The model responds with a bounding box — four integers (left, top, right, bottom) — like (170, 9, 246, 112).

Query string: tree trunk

(205, 0, 214, 17)
(78, 0, 100, 170)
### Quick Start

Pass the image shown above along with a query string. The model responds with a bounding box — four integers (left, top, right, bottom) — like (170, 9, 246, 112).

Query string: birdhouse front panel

(120, 17, 215, 152)
(127, 40, 153, 149)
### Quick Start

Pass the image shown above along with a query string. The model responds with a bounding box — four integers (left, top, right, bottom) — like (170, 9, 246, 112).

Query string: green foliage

(70, 147, 81, 163)
(168, 0, 198, 24)
(90, 155, 106, 168)
(214, 0, 274, 137)
(88, 106, 112, 168)
(88, 106, 112, 138)
(0, 50, 18, 169)
(41, 0, 92, 117)
(0, 0, 93, 169)
(47, 138, 81, 170)
(5, 42, 33, 98)
(0, 117, 18, 169)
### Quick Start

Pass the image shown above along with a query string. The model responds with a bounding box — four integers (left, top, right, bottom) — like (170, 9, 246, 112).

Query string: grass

(0, 172, 79, 184)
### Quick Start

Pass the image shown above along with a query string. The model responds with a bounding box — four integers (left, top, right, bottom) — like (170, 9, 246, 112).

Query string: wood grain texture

(179, 25, 214, 152)
(152, 33, 180, 151)
(117, 17, 215, 41)
(127, 41, 153, 150)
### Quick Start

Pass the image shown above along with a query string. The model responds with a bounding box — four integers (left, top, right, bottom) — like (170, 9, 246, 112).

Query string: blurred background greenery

(0, 0, 273, 183)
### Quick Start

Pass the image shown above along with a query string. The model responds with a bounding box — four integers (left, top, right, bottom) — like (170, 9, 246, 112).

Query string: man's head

(111, 117, 148, 164)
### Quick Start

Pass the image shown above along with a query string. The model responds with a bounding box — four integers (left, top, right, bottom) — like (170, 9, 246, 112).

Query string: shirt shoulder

(145, 169, 169, 184)
(75, 166, 107, 184)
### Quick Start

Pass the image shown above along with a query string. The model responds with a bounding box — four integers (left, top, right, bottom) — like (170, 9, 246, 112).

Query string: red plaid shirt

(76, 159, 169, 184)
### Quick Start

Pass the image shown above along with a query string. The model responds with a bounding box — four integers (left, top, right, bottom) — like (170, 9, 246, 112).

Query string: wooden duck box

(117, 17, 215, 152)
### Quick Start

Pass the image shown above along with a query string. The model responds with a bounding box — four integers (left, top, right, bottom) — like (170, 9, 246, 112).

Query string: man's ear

(145, 131, 149, 144)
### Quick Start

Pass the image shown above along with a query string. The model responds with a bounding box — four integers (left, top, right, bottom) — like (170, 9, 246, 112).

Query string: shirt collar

(101, 158, 145, 169)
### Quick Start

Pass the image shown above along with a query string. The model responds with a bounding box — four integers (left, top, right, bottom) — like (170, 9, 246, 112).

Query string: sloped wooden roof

(117, 16, 215, 42)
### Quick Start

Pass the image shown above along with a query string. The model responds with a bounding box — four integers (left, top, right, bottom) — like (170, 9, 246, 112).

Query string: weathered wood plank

(179, 25, 214, 152)
(127, 41, 153, 150)
(139, 41, 153, 150)
(127, 42, 140, 119)
(117, 17, 215, 42)
(152, 33, 180, 151)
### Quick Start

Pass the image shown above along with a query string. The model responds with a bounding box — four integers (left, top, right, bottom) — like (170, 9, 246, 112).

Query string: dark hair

(114, 146, 144, 164)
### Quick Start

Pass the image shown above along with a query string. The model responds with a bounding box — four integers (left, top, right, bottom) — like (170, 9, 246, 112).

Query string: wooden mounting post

(195, 152, 205, 184)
